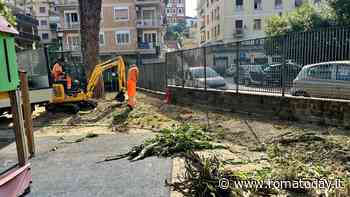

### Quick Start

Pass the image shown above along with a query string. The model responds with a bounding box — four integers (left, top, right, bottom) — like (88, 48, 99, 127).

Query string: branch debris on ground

(98, 124, 226, 163)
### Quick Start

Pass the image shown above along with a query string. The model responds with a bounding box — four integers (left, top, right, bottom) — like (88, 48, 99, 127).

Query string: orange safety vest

(66, 75, 72, 90)
(52, 63, 63, 81)
(127, 66, 139, 97)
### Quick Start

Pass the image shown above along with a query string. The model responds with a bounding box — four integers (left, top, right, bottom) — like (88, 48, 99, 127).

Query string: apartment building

(198, 0, 324, 46)
(6, 0, 60, 44)
(56, 0, 166, 61)
(33, 0, 60, 43)
(166, 0, 185, 24)
(5, 1, 40, 50)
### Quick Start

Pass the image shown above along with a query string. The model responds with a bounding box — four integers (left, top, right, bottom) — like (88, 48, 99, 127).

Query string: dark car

(238, 65, 266, 86)
(264, 63, 302, 86)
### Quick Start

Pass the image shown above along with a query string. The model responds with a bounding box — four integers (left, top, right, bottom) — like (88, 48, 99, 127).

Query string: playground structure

(0, 16, 34, 197)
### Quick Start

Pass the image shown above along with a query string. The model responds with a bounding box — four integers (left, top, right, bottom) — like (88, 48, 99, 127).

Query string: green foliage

(265, 15, 289, 37)
(166, 21, 187, 42)
(99, 124, 225, 162)
(0, 0, 16, 26)
(329, 0, 350, 25)
(266, 3, 335, 36)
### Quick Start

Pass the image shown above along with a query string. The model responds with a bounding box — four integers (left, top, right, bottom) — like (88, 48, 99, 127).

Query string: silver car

(291, 61, 350, 99)
(185, 67, 227, 89)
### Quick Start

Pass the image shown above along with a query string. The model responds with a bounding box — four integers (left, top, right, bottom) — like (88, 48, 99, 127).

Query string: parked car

(264, 63, 302, 86)
(226, 64, 236, 76)
(291, 61, 350, 99)
(238, 65, 266, 86)
(185, 67, 227, 89)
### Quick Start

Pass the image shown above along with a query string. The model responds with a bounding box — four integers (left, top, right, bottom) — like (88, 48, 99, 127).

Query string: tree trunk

(78, 0, 104, 98)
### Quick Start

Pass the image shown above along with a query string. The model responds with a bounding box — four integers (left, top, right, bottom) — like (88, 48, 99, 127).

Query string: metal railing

(64, 22, 80, 29)
(136, 19, 162, 28)
(139, 26, 350, 100)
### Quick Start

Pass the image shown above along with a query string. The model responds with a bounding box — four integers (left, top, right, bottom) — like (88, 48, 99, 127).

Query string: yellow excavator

(47, 56, 127, 113)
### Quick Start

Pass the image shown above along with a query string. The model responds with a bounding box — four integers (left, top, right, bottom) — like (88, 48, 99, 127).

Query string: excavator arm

(86, 56, 127, 98)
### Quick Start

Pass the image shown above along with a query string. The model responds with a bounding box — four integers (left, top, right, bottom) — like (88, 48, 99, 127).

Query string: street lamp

(57, 30, 64, 59)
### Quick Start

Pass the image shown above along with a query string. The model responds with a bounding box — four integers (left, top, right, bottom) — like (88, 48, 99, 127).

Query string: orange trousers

(127, 80, 137, 107)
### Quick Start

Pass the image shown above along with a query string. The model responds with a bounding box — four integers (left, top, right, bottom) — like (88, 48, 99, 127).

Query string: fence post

(281, 37, 286, 97)
(181, 50, 184, 88)
(236, 42, 240, 94)
(165, 54, 168, 89)
(203, 47, 207, 90)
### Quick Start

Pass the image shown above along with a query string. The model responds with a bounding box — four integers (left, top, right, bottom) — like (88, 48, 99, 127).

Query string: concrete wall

(168, 86, 350, 127)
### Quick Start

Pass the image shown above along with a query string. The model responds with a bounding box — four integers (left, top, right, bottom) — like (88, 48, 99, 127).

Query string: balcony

(56, 0, 78, 6)
(135, 0, 161, 5)
(136, 19, 162, 28)
(64, 45, 81, 51)
(137, 42, 157, 54)
(234, 28, 244, 38)
(63, 22, 80, 30)
(16, 32, 41, 42)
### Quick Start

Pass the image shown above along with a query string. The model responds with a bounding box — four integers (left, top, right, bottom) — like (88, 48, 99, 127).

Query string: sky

(186, 0, 198, 17)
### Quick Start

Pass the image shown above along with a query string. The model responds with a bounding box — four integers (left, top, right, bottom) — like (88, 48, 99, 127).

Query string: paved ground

(0, 133, 172, 197)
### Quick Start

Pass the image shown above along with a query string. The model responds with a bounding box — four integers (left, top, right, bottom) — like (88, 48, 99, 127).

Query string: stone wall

(168, 86, 350, 127)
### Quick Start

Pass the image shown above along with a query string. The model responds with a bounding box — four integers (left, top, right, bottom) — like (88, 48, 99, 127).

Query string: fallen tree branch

(97, 124, 226, 163)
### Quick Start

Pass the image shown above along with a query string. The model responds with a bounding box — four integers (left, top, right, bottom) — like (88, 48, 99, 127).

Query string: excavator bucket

(115, 91, 125, 102)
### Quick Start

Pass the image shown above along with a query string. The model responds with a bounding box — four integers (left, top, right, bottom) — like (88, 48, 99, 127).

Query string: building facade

(5, 1, 40, 50)
(6, 0, 60, 45)
(166, 0, 185, 24)
(198, 0, 324, 46)
(56, 0, 166, 61)
(33, 0, 60, 44)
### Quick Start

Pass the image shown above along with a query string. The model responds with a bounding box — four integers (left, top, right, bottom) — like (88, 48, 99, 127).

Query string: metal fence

(138, 62, 167, 92)
(140, 26, 350, 100)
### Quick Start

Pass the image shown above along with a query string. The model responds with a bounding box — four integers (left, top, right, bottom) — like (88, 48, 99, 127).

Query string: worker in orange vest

(127, 64, 139, 110)
(51, 58, 64, 81)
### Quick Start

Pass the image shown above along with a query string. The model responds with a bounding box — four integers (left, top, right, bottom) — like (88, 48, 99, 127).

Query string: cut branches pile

(169, 149, 350, 197)
(98, 124, 226, 163)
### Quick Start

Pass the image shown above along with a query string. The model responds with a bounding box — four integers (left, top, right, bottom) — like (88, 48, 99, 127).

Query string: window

(253, 19, 261, 30)
(235, 20, 243, 29)
(67, 35, 80, 50)
(178, 8, 183, 14)
(254, 0, 262, 10)
(307, 64, 333, 80)
(65, 12, 79, 24)
(336, 64, 350, 81)
(217, 24, 220, 35)
(115, 31, 130, 44)
(41, 33, 49, 40)
(39, 7, 46, 13)
(40, 20, 48, 27)
(216, 7, 220, 20)
(236, 0, 243, 10)
(99, 32, 105, 46)
(143, 32, 157, 47)
(295, 0, 303, 7)
(166, 8, 170, 14)
(275, 0, 283, 9)
(113, 7, 129, 20)
(207, 31, 210, 40)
